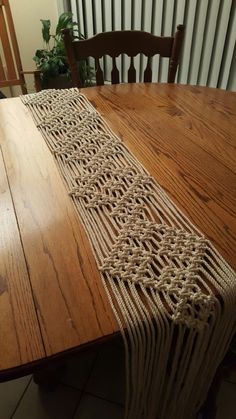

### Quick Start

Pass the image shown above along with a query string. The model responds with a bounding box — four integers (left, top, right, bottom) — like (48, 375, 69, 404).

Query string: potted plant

(33, 12, 93, 89)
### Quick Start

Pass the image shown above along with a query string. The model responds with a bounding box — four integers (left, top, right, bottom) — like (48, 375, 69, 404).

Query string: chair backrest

(63, 26, 185, 87)
(0, 0, 27, 94)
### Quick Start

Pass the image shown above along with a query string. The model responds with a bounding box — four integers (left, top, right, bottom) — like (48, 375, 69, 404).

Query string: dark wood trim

(0, 331, 120, 383)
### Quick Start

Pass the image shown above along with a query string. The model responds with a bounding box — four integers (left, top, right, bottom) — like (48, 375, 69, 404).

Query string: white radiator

(67, 0, 236, 91)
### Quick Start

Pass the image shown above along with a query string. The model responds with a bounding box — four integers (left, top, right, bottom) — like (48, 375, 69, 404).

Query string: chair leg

(199, 351, 236, 419)
(33, 361, 66, 390)
(200, 373, 222, 419)
(21, 83, 27, 95)
(34, 70, 42, 92)
(0, 91, 6, 99)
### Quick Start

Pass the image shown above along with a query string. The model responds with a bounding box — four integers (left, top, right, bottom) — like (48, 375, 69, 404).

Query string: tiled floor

(0, 338, 235, 419)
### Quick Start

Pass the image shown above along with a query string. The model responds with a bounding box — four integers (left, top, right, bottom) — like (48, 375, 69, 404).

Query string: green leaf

(34, 12, 94, 85)
(56, 12, 74, 37)
(42, 62, 50, 73)
(40, 19, 51, 44)
(34, 49, 43, 58)
(73, 29, 85, 40)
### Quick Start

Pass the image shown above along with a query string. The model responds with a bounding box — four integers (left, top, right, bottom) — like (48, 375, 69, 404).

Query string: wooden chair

(62, 25, 185, 87)
(0, 0, 41, 94)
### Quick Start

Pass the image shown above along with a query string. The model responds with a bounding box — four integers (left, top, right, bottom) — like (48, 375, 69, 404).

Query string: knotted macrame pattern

(21, 89, 236, 419)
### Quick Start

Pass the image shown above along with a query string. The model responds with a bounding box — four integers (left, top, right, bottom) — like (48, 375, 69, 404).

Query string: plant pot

(42, 74, 73, 90)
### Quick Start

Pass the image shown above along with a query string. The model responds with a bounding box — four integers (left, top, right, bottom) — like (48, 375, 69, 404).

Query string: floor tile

(60, 348, 98, 390)
(85, 339, 126, 405)
(0, 375, 31, 419)
(216, 381, 236, 419)
(74, 394, 124, 419)
(13, 380, 81, 419)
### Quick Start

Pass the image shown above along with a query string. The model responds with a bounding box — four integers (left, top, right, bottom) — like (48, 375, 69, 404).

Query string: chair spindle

(128, 57, 136, 83)
(111, 57, 119, 84)
(95, 58, 104, 85)
(144, 57, 152, 82)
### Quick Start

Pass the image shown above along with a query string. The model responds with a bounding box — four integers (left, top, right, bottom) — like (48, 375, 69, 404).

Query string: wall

(2, 0, 59, 97)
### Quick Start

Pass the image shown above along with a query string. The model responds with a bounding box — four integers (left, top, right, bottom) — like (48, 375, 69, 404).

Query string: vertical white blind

(67, 0, 236, 91)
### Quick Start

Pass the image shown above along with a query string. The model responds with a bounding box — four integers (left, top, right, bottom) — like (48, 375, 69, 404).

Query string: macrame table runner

(21, 88, 236, 419)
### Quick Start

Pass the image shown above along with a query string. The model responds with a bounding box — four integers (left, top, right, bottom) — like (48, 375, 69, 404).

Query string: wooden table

(0, 83, 235, 381)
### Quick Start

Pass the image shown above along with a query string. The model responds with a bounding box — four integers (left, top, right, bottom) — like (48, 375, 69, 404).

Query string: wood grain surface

(83, 83, 236, 271)
(0, 83, 235, 377)
(0, 149, 45, 373)
(0, 98, 117, 371)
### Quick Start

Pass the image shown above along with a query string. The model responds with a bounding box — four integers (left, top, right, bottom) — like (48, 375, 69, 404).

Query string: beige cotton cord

(21, 88, 236, 419)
